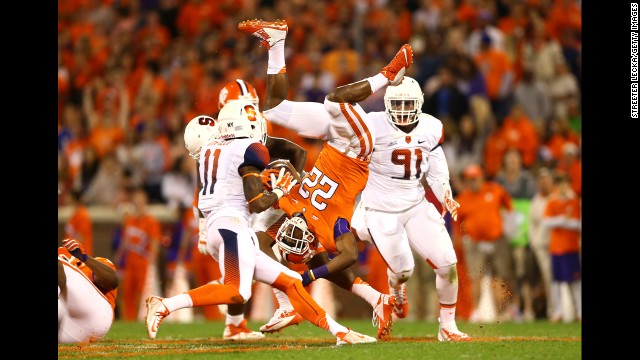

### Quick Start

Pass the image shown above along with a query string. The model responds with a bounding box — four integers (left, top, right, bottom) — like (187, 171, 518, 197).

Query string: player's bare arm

(264, 136, 307, 173)
(242, 165, 297, 214)
(84, 257, 119, 293)
(306, 251, 356, 290)
(327, 81, 374, 104)
(323, 231, 359, 275)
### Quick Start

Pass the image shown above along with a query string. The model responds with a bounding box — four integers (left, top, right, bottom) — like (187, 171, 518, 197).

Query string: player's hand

(271, 168, 297, 199)
(442, 190, 460, 221)
(62, 238, 88, 262)
(198, 218, 209, 255)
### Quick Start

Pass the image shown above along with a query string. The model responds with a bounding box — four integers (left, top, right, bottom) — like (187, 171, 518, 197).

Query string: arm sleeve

(239, 142, 270, 172)
(262, 100, 330, 139)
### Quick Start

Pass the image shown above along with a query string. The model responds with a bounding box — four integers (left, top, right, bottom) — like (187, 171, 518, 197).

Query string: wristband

(309, 265, 329, 280)
(272, 188, 285, 199)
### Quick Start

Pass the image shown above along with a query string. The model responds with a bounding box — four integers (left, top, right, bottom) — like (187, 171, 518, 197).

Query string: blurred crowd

(58, 0, 581, 323)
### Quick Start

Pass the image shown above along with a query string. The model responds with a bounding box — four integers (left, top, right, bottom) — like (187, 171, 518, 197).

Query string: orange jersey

(278, 143, 369, 253)
(454, 182, 513, 241)
(64, 205, 93, 256)
(58, 247, 118, 310)
(544, 195, 581, 255)
(121, 214, 162, 261)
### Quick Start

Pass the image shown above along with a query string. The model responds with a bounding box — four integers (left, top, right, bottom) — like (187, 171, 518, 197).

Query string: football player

(58, 238, 119, 343)
(145, 100, 377, 346)
(238, 18, 412, 340)
(349, 77, 469, 341)
(185, 78, 308, 340)
(240, 19, 467, 341)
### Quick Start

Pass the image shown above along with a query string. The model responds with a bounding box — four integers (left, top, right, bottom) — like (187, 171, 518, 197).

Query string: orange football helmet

(218, 79, 260, 110)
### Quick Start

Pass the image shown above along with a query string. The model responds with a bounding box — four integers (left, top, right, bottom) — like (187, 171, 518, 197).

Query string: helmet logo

(198, 116, 216, 127)
(244, 105, 258, 122)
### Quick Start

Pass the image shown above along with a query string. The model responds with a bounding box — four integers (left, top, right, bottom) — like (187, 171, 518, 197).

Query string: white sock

(439, 305, 457, 324)
(162, 293, 193, 313)
(325, 315, 348, 336)
(351, 277, 382, 307)
(366, 73, 389, 94)
(267, 41, 286, 74)
(226, 313, 244, 326)
(274, 288, 294, 311)
(570, 280, 582, 319)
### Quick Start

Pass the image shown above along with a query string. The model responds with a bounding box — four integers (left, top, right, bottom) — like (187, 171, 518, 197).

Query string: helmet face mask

(384, 76, 424, 126)
(275, 214, 316, 264)
(183, 115, 219, 160)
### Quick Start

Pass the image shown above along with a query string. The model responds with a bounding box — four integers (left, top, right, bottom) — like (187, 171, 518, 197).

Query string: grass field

(58, 319, 581, 359)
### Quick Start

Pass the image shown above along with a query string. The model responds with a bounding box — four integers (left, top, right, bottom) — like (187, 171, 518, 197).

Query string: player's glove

(198, 218, 209, 255)
(442, 189, 460, 221)
(271, 167, 297, 199)
(62, 238, 88, 262)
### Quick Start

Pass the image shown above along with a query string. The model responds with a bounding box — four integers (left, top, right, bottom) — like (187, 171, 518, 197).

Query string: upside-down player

(238, 18, 412, 340)
(145, 100, 377, 345)
(58, 238, 119, 343)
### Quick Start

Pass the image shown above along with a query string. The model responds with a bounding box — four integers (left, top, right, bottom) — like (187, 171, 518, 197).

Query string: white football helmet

(184, 115, 219, 160)
(217, 99, 267, 144)
(275, 213, 317, 264)
(384, 76, 424, 126)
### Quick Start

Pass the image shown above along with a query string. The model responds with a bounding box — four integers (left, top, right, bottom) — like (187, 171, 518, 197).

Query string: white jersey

(362, 112, 446, 211)
(263, 98, 376, 161)
(197, 138, 270, 221)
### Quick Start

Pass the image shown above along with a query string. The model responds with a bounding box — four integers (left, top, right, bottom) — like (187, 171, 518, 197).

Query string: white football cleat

(372, 294, 396, 340)
(390, 283, 409, 319)
(437, 317, 471, 342)
(259, 308, 304, 333)
(238, 19, 288, 49)
(223, 319, 266, 341)
(336, 329, 377, 346)
(145, 296, 170, 340)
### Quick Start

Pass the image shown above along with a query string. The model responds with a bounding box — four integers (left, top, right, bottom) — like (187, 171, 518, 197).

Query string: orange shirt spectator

(64, 191, 94, 257)
(113, 188, 162, 321)
(176, 0, 216, 41)
(544, 174, 581, 255)
(454, 165, 513, 242)
(482, 128, 508, 179)
(546, 0, 581, 40)
(321, 38, 360, 86)
(555, 143, 581, 197)
(474, 35, 513, 101)
(544, 118, 580, 163)
(498, 104, 539, 168)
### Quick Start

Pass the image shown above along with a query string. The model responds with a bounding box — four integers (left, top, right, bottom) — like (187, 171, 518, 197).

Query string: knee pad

(387, 267, 414, 285)
(434, 263, 458, 283)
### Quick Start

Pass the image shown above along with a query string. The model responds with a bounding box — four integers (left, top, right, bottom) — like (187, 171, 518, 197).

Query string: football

(261, 159, 301, 190)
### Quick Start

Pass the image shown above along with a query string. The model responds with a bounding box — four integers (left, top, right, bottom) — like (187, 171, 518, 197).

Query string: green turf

(58, 319, 581, 359)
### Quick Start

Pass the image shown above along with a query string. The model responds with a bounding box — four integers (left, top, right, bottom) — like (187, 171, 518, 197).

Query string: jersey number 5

(298, 167, 338, 211)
